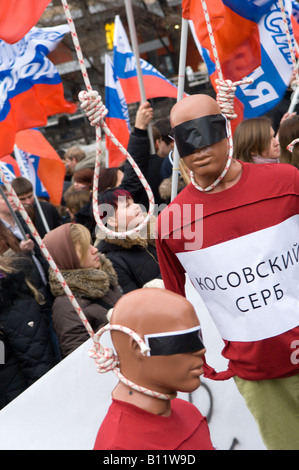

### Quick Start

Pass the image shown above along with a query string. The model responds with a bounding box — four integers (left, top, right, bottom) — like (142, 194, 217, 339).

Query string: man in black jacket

(11, 176, 62, 238)
(121, 102, 174, 213)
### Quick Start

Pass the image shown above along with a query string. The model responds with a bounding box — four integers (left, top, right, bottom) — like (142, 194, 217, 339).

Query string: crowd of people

(0, 102, 175, 411)
(0, 93, 299, 450)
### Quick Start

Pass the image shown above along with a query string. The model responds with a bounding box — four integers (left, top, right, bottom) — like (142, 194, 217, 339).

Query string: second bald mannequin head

(110, 288, 206, 396)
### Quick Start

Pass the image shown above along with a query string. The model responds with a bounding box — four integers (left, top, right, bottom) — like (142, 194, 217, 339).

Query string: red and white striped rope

(78, 90, 155, 238)
(192, 0, 233, 192)
(215, 78, 253, 120)
(0, 171, 100, 349)
(0, 169, 169, 400)
(88, 323, 175, 400)
(196, 0, 296, 191)
(61, 0, 154, 238)
(287, 137, 299, 152)
(55, 1, 172, 400)
(196, 0, 261, 193)
(278, 0, 299, 84)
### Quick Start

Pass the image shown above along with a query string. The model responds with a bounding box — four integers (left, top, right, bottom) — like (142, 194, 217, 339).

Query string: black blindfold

(172, 113, 228, 158)
(144, 326, 205, 356)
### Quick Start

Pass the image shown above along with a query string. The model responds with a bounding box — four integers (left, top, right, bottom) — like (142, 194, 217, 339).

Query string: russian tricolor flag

(290, 0, 299, 49)
(0, 156, 21, 185)
(15, 129, 66, 206)
(105, 54, 131, 167)
(113, 15, 179, 104)
(0, 25, 77, 158)
(0, 0, 51, 44)
(0, 129, 65, 205)
(184, 0, 297, 130)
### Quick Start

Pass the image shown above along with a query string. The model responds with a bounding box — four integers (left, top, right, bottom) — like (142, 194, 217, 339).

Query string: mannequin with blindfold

(155, 94, 299, 450)
(93, 288, 214, 450)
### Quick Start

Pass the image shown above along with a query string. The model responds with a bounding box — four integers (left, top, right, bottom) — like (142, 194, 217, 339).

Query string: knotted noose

(0, 1, 167, 402)
(287, 138, 299, 152)
(88, 323, 175, 400)
(58, 1, 174, 399)
(61, 0, 155, 239)
(189, 0, 253, 193)
(77, 90, 155, 238)
(278, 0, 299, 152)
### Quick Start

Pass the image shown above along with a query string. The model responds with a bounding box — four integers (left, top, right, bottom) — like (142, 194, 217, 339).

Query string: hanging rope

(287, 137, 299, 152)
(0, 170, 171, 399)
(197, 1, 259, 192)
(191, 0, 252, 193)
(215, 78, 252, 120)
(0, 1, 167, 401)
(60, 0, 154, 239)
(0, 171, 98, 346)
(278, 0, 299, 85)
(58, 1, 182, 399)
(195, 0, 298, 191)
(78, 90, 155, 238)
(88, 323, 174, 400)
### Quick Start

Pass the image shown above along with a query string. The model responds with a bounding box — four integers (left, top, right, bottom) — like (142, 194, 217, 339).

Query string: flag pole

(0, 185, 27, 240)
(124, 0, 155, 154)
(288, 85, 299, 113)
(171, 17, 189, 201)
(13, 144, 50, 233)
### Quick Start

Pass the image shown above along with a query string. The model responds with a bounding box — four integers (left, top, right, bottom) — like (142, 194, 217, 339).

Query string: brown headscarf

(43, 223, 81, 270)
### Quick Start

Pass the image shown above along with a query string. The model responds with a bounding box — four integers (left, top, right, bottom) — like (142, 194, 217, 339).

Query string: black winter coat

(121, 127, 167, 211)
(16, 212, 51, 290)
(0, 259, 57, 409)
(96, 236, 161, 294)
(32, 199, 63, 238)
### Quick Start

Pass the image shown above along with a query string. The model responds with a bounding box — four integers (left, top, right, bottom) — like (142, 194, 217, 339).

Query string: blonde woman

(43, 223, 122, 357)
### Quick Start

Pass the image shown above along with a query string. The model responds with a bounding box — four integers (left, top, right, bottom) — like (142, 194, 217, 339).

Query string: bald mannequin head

(111, 288, 198, 334)
(170, 94, 221, 128)
(110, 288, 205, 398)
(170, 94, 228, 163)
(168, 94, 236, 192)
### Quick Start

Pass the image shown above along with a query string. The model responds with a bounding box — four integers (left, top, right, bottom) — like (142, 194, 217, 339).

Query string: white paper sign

(177, 215, 299, 342)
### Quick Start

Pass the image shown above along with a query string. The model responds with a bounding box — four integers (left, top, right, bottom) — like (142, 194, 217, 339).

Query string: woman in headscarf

(43, 223, 122, 357)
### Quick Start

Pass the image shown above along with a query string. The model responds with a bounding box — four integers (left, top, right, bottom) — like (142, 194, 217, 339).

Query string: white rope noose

(287, 137, 299, 152)
(278, 0, 299, 152)
(278, 0, 299, 86)
(0, 170, 172, 399)
(88, 323, 175, 400)
(189, 0, 254, 193)
(57, 1, 173, 399)
(60, 0, 155, 238)
(0, 2, 169, 402)
(196, 1, 299, 186)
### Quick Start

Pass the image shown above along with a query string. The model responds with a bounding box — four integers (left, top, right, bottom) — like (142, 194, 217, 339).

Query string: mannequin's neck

(112, 381, 175, 416)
